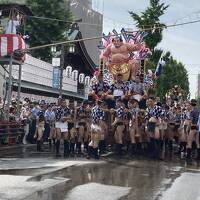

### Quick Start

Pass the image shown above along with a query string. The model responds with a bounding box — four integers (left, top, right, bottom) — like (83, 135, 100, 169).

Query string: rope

(27, 19, 200, 51)
(25, 15, 103, 27)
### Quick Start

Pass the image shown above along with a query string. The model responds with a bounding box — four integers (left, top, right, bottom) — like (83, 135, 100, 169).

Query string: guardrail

(0, 121, 24, 145)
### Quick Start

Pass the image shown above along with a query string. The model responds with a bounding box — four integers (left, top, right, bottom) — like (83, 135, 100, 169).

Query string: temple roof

(65, 28, 97, 76)
(0, 3, 33, 16)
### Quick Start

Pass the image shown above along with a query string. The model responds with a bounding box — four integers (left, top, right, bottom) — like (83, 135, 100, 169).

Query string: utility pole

(7, 55, 13, 107)
(59, 44, 65, 98)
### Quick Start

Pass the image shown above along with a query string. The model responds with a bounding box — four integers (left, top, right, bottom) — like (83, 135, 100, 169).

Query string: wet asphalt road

(0, 145, 200, 200)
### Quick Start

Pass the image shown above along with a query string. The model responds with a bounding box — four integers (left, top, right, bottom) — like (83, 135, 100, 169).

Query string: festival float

(89, 28, 152, 101)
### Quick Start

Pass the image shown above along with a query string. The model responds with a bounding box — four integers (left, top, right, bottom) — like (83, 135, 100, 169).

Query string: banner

(52, 66, 60, 89)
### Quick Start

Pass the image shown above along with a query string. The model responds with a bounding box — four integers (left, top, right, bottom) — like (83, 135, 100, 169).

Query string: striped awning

(0, 34, 26, 59)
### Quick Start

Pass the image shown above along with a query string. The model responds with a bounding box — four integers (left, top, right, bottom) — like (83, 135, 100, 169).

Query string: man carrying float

(145, 97, 162, 159)
(89, 100, 105, 159)
(127, 98, 141, 155)
(112, 98, 126, 155)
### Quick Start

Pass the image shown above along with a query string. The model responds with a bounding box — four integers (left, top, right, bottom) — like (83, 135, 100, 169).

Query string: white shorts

(55, 122, 61, 129)
(91, 124, 102, 132)
(56, 122, 68, 133)
(60, 122, 68, 133)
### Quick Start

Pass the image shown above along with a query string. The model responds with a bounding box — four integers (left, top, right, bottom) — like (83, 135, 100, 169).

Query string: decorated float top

(98, 28, 151, 60)
(91, 28, 152, 85)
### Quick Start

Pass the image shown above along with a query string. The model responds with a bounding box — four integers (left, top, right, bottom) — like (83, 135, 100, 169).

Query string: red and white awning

(0, 34, 26, 58)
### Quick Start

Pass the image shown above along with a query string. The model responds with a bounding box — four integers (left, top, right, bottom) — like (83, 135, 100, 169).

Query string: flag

(155, 52, 165, 78)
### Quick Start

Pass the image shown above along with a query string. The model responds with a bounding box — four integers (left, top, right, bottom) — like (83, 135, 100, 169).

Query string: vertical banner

(52, 66, 60, 88)
(52, 58, 60, 89)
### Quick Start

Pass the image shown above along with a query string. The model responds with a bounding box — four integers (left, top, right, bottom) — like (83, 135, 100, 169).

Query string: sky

(92, 0, 200, 98)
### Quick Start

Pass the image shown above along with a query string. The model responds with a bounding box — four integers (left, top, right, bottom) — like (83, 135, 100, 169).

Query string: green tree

(155, 53, 189, 100)
(129, 0, 189, 100)
(24, 0, 72, 61)
(197, 97, 200, 109)
(129, 0, 168, 51)
(129, 0, 169, 71)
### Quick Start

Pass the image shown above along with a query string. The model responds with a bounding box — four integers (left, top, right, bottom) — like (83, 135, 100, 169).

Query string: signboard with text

(52, 66, 60, 88)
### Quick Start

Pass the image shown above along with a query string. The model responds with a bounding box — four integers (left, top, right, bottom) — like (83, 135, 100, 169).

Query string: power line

(26, 11, 136, 28)
(103, 16, 136, 27)
(185, 64, 200, 66)
(173, 10, 200, 24)
(25, 15, 103, 27)
(27, 18, 200, 51)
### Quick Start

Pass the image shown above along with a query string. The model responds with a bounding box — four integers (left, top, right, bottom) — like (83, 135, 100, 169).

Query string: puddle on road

(0, 158, 184, 200)
(1, 146, 200, 200)
(1, 147, 198, 200)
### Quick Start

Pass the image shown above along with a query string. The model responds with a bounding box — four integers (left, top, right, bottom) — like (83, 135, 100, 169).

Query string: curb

(0, 144, 35, 151)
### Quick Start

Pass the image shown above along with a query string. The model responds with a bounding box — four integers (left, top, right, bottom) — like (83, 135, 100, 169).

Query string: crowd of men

(0, 72, 200, 163)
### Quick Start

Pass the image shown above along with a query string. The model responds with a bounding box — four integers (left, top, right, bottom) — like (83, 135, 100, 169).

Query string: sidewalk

(0, 143, 35, 151)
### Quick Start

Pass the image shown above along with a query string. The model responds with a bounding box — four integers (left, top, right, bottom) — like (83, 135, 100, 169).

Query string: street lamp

(51, 45, 57, 54)
(50, 44, 65, 97)
(69, 44, 75, 53)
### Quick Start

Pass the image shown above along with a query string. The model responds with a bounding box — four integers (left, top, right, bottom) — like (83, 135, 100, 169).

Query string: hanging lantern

(66, 66, 72, 78)
(72, 70, 78, 81)
(85, 76, 90, 86)
(51, 45, 57, 53)
(79, 73, 85, 84)
(69, 44, 75, 53)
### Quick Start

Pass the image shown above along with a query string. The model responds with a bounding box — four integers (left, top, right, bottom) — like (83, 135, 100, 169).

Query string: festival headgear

(116, 98, 123, 103)
(130, 97, 139, 103)
(157, 102, 162, 107)
(148, 96, 155, 101)
(47, 104, 52, 108)
(39, 100, 45, 104)
(11, 98, 16, 103)
(190, 99, 197, 106)
(112, 36, 123, 42)
(97, 99, 104, 105)
(82, 100, 89, 106)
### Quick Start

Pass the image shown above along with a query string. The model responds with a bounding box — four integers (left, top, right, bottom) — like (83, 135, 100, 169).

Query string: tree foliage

(155, 52, 189, 100)
(129, 0, 168, 50)
(197, 97, 200, 109)
(129, 0, 190, 100)
(24, 0, 72, 61)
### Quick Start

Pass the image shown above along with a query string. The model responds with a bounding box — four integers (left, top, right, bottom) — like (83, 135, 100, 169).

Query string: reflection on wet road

(0, 146, 200, 200)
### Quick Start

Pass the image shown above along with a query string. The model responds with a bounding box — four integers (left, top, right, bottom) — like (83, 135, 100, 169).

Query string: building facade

(70, 0, 103, 66)
(7, 54, 89, 102)
(0, 0, 102, 102)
